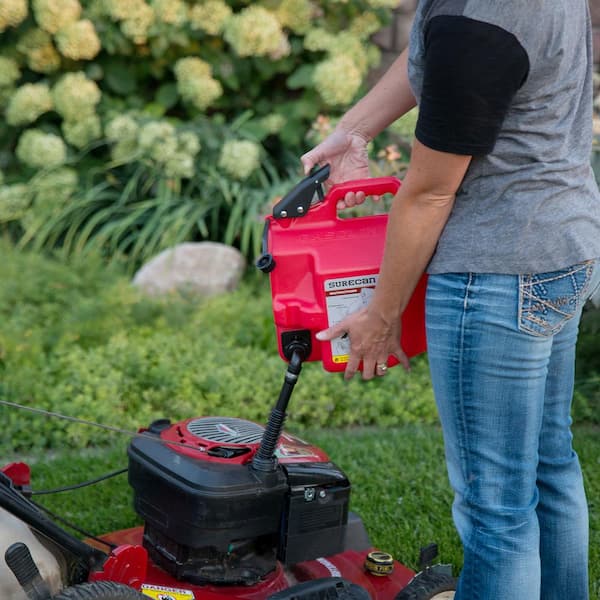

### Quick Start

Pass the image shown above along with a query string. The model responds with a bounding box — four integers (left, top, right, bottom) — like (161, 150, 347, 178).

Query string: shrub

(1, 243, 598, 456)
(0, 0, 405, 266)
(0, 242, 439, 456)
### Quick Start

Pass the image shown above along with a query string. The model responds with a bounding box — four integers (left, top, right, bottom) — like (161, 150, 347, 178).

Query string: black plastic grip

(5, 542, 52, 600)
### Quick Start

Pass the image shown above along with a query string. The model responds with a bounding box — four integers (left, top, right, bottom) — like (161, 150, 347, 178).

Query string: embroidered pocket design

(518, 261, 594, 337)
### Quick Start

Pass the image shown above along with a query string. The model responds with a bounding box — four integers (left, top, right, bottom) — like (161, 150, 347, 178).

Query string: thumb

(316, 323, 347, 341)
(300, 149, 320, 175)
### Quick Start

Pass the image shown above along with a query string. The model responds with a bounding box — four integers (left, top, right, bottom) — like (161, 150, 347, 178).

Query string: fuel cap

(364, 550, 394, 576)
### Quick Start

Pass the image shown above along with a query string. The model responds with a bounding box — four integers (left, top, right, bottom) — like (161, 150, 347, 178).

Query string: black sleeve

(415, 15, 529, 156)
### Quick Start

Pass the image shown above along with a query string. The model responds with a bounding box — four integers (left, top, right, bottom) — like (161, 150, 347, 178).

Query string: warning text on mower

(141, 584, 195, 600)
(324, 274, 378, 363)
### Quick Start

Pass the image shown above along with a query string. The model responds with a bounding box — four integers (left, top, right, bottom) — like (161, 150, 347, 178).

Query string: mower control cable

(30, 467, 127, 497)
(0, 398, 234, 453)
(28, 499, 116, 551)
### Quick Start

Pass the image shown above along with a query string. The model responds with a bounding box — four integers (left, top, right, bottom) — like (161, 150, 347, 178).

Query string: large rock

(132, 242, 246, 297)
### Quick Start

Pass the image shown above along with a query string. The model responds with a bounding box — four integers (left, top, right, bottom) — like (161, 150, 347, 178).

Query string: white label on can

(324, 274, 378, 363)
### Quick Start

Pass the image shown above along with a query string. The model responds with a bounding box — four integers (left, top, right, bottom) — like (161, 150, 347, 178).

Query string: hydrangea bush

(0, 0, 402, 264)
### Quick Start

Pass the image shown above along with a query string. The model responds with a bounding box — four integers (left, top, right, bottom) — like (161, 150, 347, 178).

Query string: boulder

(132, 242, 246, 297)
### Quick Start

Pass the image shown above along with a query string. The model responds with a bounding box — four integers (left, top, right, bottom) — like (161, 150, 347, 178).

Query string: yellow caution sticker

(141, 584, 195, 600)
(332, 355, 349, 364)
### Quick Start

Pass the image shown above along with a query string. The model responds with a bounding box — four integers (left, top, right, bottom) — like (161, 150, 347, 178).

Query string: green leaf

(104, 62, 137, 96)
(156, 83, 179, 111)
(286, 65, 315, 90)
(142, 102, 166, 118)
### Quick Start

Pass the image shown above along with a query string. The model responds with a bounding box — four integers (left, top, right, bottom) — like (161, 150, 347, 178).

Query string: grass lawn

(19, 423, 600, 596)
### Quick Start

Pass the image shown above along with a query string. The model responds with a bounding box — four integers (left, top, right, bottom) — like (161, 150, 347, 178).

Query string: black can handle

(272, 164, 330, 219)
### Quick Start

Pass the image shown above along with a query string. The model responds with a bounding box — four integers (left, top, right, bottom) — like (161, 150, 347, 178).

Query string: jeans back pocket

(518, 260, 595, 337)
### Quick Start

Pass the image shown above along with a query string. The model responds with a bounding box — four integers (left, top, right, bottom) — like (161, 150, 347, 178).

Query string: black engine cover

(127, 419, 351, 584)
(128, 433, 288, 547)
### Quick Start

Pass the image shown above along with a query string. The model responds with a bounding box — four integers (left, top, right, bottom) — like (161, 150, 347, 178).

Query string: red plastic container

(262, 175, 427, 372)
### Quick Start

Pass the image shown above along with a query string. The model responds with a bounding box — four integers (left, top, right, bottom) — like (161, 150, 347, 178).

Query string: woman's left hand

(315, 306, 409, 380)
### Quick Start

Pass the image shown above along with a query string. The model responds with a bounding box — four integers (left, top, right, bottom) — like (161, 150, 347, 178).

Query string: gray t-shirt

(408, 0, 600, 274)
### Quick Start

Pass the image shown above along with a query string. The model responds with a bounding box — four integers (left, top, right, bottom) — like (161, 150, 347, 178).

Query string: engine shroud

(127, 417, 350, 585)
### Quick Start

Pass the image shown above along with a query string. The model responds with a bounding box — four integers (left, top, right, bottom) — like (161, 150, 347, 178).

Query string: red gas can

(258, 166, 427, 372)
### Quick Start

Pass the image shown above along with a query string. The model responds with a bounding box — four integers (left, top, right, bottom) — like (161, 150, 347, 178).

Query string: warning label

(324, 274, 378, 363)
(141, 584, 195, 600)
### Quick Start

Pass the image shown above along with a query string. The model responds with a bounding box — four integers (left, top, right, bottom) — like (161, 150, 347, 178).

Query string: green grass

(24, 423, 600, 596)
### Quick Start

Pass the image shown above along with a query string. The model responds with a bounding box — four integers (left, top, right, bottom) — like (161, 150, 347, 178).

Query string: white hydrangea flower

(177, 131, 201, 156)
(174, 57, 223, 111)
(17, 29, 62, 73)
(327, 32, 369, 75)
(16, 129, 67, 169)
(52, 72, 101, 121)
(103, 0, 132, 20)
(32, 0, 81, 34)
(62, 113, 102, 148)
(224, 6, 288, 58)
(31, 167, 78, 197)
(366, 44, 382, 69)
(111, 139, 139, 163)
(165, 152, 195, 179)
(120, 3, 155, 44)
(366, 0, 400, 8)
(138, 120, 178, 162)
(55, 19, 101, 61)
(349, 13, 381, 40)
(0, 57, 21, 88)
(0, 184, 30, 222)
(303, 28, 335, 52)
(105, 114, 140, 143)
(313, 55, 362, 107)
(152, 0, 187, 26)
(276, 0, 313, 34)
(0, 0, 28, 34)
(22, 168, 78, 228)
(218, 140, 261, 180)
(260, 114, 286, 135)
(6, 83, 54, 126)
(189, 0, 231, 35)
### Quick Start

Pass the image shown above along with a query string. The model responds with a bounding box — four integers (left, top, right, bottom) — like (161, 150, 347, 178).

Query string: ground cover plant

(0, 241, 438, 456)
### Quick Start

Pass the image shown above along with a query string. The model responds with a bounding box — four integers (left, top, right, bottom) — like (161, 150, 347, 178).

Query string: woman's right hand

(300, 128, 376, 209)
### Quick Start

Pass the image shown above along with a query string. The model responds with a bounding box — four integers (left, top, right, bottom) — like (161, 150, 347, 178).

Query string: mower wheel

(52, 581, 146, 599)
(395, 569, 456, 600)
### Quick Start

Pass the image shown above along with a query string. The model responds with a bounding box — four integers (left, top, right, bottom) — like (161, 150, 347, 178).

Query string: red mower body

(88, 528, 416, 600)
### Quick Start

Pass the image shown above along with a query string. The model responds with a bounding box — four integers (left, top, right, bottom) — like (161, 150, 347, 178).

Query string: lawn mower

(1, 168, 456, 600)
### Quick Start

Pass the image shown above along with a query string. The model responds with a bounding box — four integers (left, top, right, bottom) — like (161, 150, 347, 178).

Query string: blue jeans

(426, 260, 600, 600)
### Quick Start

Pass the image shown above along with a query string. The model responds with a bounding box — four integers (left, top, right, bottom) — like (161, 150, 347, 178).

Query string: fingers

(301, 150, 320, 175)
(394, 349, 411, 372)
(337, 190, 368, 210)
(315, 324, 346, 342)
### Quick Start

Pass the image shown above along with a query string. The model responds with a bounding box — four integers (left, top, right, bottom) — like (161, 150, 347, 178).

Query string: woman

(301, 2, 600, 599)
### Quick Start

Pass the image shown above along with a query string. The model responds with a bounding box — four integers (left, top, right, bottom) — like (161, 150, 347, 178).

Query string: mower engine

(127, 415, 351, 586)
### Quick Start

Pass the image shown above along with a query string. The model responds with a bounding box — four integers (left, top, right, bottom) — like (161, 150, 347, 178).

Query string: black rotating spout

(252, 333, 311, 472)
